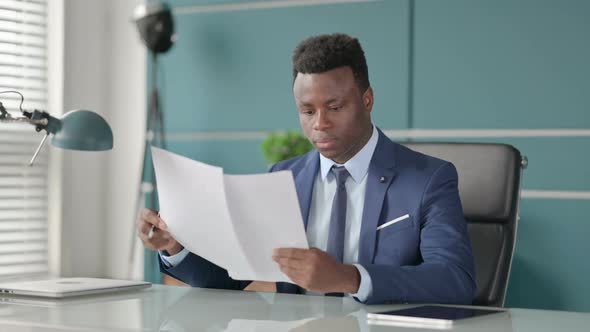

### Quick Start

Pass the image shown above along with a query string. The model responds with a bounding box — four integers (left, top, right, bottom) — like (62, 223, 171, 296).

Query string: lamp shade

(51, 110, 113, 151)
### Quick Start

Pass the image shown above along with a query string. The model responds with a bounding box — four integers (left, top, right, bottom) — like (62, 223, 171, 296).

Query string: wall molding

(521, 190, 590, 200)
(382, 129, 590, 138)
(173, 0, 381, 15)
(164, 131, 267, 141)
(163, 128, 590, 141)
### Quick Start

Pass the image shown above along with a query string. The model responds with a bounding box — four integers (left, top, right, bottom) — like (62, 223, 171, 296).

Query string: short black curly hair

(292, 33, 370, 92)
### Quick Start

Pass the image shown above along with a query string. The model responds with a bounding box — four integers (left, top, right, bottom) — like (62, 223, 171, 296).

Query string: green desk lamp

(0, 91, 113, 165)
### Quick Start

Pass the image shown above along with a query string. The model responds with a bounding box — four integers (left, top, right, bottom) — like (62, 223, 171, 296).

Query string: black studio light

(133, 2, 175, 54)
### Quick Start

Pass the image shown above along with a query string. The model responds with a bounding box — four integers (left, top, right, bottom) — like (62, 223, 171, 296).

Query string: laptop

(0, 277, 151, 298)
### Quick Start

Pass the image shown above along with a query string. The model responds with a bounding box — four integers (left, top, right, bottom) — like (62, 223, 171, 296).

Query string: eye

(329, 105, 342, 111)
(301, 109, 315, 115)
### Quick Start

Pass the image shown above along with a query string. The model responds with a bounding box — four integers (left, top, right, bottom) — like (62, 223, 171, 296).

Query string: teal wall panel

(506, 199, 590, 312)
(166, 140, 268, 174)
(159, 0, 409, 131)
(501, 137, 590, 191)
(171, 0, 263, 6)
(413, 0, 590, 129)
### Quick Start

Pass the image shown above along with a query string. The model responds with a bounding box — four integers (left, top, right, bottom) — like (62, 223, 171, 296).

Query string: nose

(313, 109, 331, 131)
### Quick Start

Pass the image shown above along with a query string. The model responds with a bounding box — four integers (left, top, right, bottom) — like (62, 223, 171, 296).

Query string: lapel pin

(380, 176, 386, 183)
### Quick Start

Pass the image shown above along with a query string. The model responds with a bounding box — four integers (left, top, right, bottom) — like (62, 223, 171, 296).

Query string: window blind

(0, 0, 49, 279)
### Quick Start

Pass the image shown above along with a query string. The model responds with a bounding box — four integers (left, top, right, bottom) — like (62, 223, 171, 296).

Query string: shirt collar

(319, 125, 378, 183)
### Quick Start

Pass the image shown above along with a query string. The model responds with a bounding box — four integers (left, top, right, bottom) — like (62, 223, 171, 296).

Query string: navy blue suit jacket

(160, 129, 476, 305)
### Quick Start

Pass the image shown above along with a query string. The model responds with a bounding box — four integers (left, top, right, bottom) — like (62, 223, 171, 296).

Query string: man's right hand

(137, 209, 184, 255)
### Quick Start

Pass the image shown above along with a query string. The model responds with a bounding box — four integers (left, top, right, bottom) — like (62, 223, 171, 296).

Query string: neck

(332, 124, 373, 164)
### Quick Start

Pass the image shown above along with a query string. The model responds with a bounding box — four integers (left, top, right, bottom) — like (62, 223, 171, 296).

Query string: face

(293, 66, 374, 164)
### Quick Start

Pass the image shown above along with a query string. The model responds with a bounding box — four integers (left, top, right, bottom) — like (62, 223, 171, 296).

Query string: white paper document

(151, 147, 309, 282)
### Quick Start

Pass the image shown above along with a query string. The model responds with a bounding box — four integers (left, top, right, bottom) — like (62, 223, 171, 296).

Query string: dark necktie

(326, 166, 350, 263)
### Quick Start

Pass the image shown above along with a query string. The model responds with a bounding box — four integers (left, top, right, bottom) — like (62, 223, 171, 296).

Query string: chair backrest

(401, 142, 525, 307)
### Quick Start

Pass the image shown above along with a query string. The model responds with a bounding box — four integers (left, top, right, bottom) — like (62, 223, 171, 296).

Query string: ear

(362, 87, 374, 112)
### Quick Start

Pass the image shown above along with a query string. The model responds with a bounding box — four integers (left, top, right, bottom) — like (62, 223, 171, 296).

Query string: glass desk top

(0, 284, 589, 331)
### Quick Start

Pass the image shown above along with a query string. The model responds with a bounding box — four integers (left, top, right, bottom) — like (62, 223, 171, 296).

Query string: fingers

(272, 248, 324, 273)
(139, 220, 153, 235)
(273, 248, 343, 292)
(273, 255, 307, 270)
(279, 265, 318, 291)
(138, 208, 167, 229)
(138, 227, 174, 251)
(150, 233, 172, 249)
(279, 265, 304, 280)
(272, 248, 308, 260)
(136, 208, 175, 251)
(272, 248, 329, 266)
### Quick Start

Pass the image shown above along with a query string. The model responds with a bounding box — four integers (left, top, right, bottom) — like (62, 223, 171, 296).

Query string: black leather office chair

(401, 142, 526, 307)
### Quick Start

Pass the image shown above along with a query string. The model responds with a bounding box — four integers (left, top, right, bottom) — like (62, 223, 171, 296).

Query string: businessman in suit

(138, 33, 476, 305)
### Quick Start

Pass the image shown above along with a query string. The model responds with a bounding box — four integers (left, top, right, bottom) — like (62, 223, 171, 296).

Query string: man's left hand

(272, 248, 360, 294)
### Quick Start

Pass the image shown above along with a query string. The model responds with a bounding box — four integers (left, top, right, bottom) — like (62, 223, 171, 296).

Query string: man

(138, 33, 476, 305)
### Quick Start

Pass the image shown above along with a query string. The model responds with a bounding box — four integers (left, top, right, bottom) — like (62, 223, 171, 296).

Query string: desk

(0, 284, 588, 331)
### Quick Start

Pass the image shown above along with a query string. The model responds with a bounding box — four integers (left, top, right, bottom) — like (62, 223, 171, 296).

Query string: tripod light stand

(130, 1, 175, 280)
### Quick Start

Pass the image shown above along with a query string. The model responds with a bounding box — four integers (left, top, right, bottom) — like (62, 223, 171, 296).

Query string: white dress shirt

(305, 125, 377, 301)
(161, 125, 379, 301)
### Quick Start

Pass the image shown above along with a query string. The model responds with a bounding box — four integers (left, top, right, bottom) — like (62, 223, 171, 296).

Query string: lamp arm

(1, 91, 61, 133)
(0, 116, 48, 126)
(23, 110, 62, 134)
(0, 116, 52, 167)
(29, 134, 50, 166)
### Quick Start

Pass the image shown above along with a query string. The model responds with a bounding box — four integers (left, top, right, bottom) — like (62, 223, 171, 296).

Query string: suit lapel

(294, 152, 319, 230)
(358, 130, 397, 264)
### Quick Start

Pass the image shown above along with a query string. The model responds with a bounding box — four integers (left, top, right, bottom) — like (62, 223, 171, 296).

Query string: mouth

(314, 137, 337, 149)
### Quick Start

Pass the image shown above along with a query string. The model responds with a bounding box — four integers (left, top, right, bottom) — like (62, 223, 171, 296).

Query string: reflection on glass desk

(0, 284, 589, 331)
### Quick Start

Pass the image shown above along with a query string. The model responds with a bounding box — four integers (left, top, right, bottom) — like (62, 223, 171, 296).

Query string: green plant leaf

(261, 131, 313, 164)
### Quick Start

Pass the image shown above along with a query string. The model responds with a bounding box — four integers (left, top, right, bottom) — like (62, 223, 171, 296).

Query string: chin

(317, 150, 339, 160)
